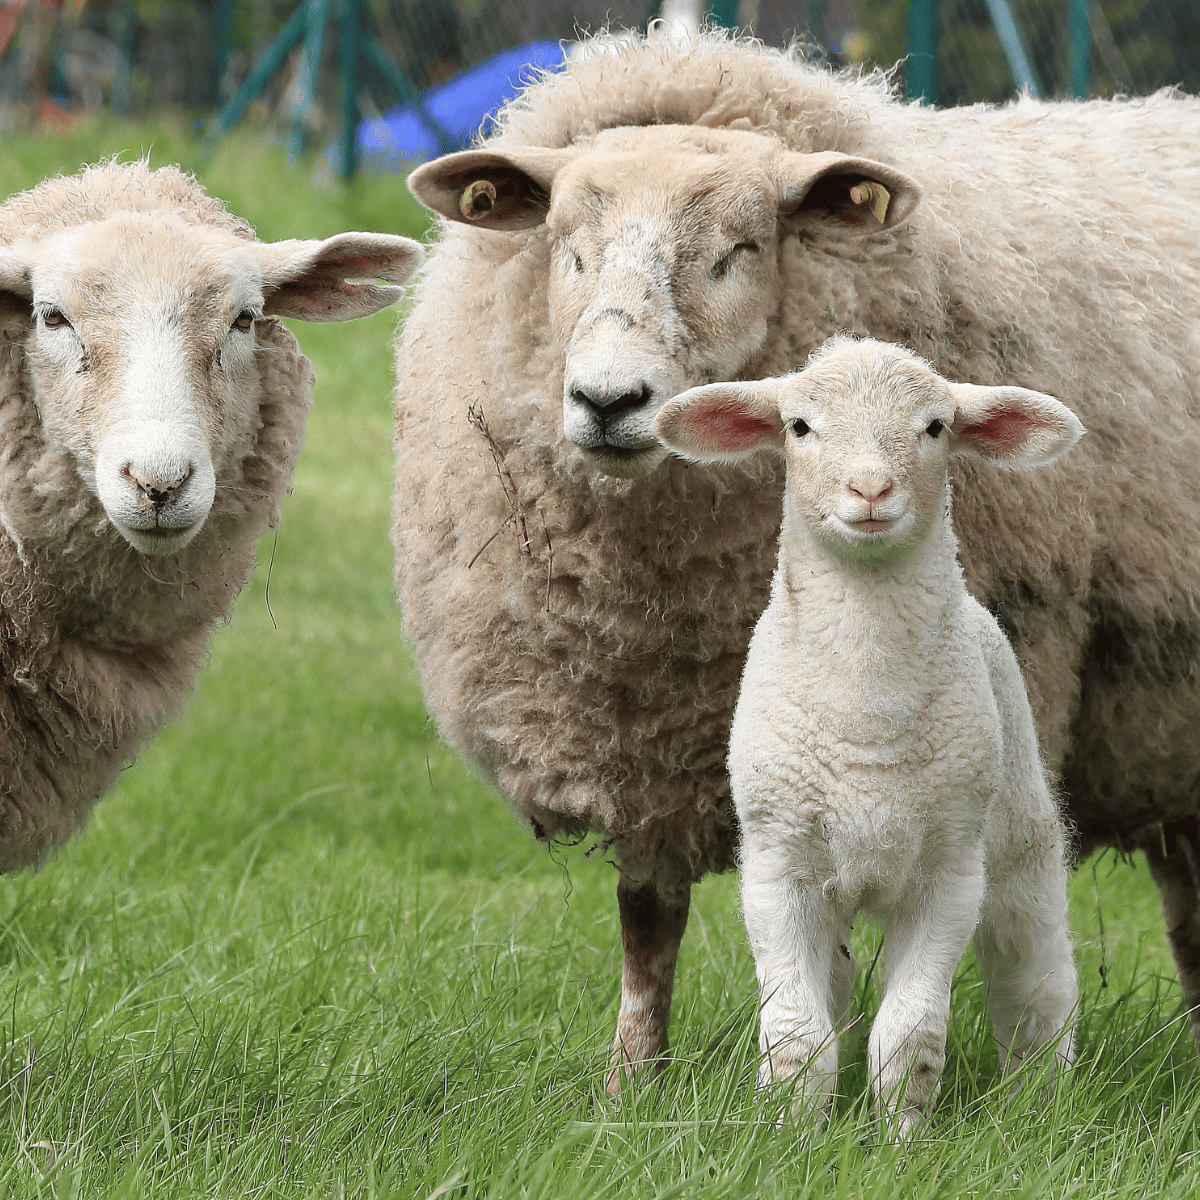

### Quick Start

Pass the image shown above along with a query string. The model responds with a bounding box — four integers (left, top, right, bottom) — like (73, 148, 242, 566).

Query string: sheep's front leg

(605, 878, 690, 1095)
(742, 847, 846, 1121)
(871, 863, 985, 1140)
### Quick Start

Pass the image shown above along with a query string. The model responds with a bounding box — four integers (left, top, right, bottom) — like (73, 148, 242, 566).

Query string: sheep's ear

(0, 247, 32, 306)
(654, 381, 787, 462)
(776, 151, 922, 234)
(407, 146, 577, 230)
(255, 233, 424, 322)
(948, 383, 1085, 468)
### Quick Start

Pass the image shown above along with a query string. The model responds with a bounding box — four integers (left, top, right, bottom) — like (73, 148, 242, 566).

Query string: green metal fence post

(708, 1, 739, 28)
(289, 0, 330, 160)
(807, 0, 826, 50)
(204, 2, 309, 145)
(1069, 0, 1090, 99)
(907, 0, 938, 104)
(338, 0, 359, 185)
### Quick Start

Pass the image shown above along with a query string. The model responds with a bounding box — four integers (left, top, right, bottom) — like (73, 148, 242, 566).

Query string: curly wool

(394, 33, 1200, 892)
(0, 161, 312, 870)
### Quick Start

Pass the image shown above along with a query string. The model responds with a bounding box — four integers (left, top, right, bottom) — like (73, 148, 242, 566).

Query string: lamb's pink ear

(654, 381, 787, 462)
(255, 233, 424, 322)
(776, 151, 922, 233)
(407, 146, 577, 230)
(949, 383, 1085, 468)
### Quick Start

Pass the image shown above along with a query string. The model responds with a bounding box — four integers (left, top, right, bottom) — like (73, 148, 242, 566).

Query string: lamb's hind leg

(605, 877, 690, 1095)
(1141, 817, 1200, 1049)
(973, 819, 1077, 1078)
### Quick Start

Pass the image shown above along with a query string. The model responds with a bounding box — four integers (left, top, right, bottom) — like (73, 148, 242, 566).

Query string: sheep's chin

(114, 521, 203, 556)
(578, 445, 667, 480)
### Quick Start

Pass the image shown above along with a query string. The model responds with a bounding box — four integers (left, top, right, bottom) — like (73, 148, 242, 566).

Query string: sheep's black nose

(571, 384, 651, 416)
(125, 465, 191, 509)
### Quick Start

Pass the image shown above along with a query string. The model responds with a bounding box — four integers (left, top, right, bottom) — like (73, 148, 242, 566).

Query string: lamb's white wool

(0, 160, 423, 870)
(656, 337, 1081, 1137)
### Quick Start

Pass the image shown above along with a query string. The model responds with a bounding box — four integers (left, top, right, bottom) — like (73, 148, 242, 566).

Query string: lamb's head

(0, 215, 422, 555)
(409, 125, 920, 478)
(655, 336, 1084, 560)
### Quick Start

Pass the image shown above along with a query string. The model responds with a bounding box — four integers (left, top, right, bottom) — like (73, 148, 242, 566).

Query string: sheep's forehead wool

(30, 215, 258, 332)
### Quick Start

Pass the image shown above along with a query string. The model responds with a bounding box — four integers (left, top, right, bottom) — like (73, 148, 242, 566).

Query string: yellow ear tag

(849, 181, 891, 224)
(459, 180, 498, 220)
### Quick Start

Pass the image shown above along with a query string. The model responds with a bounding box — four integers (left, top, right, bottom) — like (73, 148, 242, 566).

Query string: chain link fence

(0, 1, 1194, 126)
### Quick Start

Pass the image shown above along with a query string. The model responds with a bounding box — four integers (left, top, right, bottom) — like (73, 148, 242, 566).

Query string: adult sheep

(394, 31, 1200, 1087)
(0, 159, 422, 871)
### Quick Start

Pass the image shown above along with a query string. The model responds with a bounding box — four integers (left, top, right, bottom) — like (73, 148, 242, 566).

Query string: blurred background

(0, 1, 1195, 176)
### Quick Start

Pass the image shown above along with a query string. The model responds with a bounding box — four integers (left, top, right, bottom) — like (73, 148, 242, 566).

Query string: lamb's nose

(571, 383, 652, 416)
(125, 465, 192, 509)
(848, 478, 894, 504)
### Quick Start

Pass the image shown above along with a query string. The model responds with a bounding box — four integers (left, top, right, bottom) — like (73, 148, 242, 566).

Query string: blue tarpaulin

(357, 39, 568, 166)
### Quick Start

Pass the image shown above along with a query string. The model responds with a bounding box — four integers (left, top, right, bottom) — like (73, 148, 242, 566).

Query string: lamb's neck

(772, 508, 964, 687)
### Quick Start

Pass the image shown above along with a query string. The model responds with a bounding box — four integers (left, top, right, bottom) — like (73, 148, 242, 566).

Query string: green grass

(0, 118, 1197, 1197)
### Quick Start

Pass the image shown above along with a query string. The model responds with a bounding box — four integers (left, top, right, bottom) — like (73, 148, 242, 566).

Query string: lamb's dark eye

(926, 419, 944, 438)
(712, 242, 759, 279)
(233, 310, 255, 331)
(789, 418, 811, 437)
(41, 308, 69, 328)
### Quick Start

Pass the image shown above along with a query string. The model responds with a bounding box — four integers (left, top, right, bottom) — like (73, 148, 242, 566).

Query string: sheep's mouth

(578, 443, 665, 479)
(117, 521, 203, 556)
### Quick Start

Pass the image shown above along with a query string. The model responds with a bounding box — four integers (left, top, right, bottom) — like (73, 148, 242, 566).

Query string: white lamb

(0, 160, 422, 870)
(654, 336, 1080, 1137)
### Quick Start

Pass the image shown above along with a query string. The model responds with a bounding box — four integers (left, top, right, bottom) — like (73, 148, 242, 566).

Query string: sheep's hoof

(604, 1052, 668, 1097)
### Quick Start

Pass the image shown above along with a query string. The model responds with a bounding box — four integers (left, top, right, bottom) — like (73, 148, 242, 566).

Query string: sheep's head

(654, 336, 1085, 562)
(409, 125, 920, 478)
(0, 215, 422, 555)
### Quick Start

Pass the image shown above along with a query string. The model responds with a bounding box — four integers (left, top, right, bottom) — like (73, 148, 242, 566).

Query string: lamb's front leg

(605, 877, 690, 1095)
(742, 846, 845, 1121)
(871, 862, 985, 1140)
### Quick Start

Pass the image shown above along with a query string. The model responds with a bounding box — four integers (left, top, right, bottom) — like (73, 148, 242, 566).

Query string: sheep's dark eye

(233, 310, 255, 331)
(789, 418, 811, 437)
(711, 242, 759, 279)
(926, 419, 944, 438)
(41, 309, 69, 328)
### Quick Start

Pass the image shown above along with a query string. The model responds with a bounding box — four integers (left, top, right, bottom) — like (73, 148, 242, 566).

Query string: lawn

(0, 119, 1196, 1198)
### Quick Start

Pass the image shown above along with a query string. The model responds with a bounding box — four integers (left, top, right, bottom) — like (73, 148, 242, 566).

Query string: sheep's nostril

(571, 384, 652, 416)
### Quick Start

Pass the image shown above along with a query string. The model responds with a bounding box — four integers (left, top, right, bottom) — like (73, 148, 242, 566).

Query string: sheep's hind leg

(1140, 817, 1200, 1050)
(604, 877, 690, 1095)
(973, 828, 1077, 1079)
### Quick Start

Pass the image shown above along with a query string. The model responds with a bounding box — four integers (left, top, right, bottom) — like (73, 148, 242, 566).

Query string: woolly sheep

(394, 31, 1200, 1087)
(0, 160, 422, 871)
(655, 336, 1080, 1137)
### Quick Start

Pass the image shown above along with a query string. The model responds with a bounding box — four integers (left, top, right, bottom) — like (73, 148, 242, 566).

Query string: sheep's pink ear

(407, 146, 577, 230)
(256, 233, 424, 322)
(948, 383, 1085, 468)
(776, 151, 922, 233)
(654, 381, 786, 462)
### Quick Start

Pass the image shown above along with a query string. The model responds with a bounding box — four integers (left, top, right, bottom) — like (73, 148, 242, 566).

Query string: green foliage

(0, 122, 1195, 1196)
